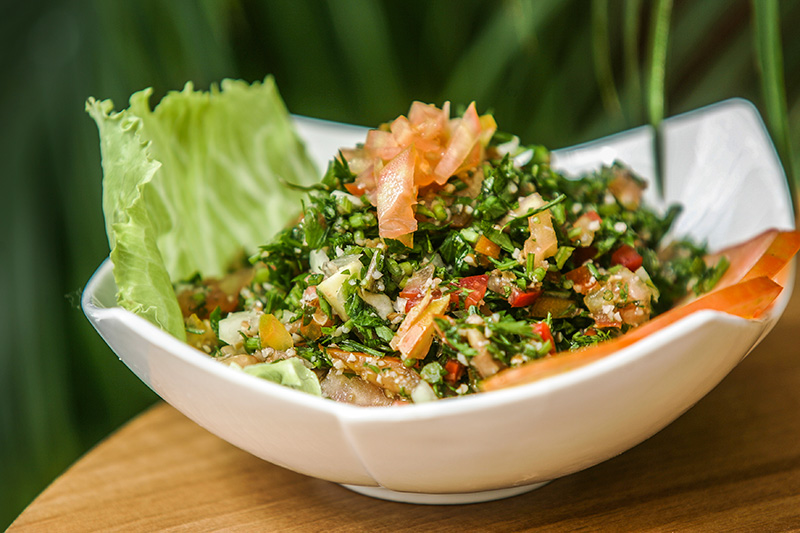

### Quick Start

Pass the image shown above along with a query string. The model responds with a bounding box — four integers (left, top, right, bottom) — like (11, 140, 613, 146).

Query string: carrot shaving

(344, 101, 496, 244)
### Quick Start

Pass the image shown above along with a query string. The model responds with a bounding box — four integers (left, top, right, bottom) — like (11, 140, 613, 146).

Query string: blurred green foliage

(2, 0, 798, 527)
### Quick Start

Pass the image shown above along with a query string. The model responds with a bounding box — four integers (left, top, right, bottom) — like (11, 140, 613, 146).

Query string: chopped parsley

(175, 120, 725, 404)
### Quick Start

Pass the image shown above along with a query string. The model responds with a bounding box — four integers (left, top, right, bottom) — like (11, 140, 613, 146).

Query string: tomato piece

(508, 287, 543, 308)
(408, 101, 449, 135)
(452, 274, 489, 309)
(302, 285, 319, 305)
(177, 268, 253, 319)
(344, 182, 366, 197)
(444, 359, 465, 384)
(365, 128, 402, 160)
(565, 265, 598, 294)
(400, 286, 443, 313)
(532, 322, 555, 353)
(521, 194, 558, 269)
(391, 293, 451, 361)
(584, 210, 602, 223)
(571, 210, 602, 246)
(608, 167, 645, 209)
(401, 290, 429, 313)
(458, 274, 489, 309)
(611, 244, 643, 271)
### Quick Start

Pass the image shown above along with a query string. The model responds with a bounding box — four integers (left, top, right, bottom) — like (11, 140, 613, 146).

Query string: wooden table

(11, 270, 800, 531)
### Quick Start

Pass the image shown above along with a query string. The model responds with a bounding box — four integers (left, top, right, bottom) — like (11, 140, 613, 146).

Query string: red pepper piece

(611, 244, 643, 271)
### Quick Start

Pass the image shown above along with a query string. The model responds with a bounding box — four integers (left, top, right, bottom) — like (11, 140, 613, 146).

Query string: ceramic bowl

(83, 99, 795, 504)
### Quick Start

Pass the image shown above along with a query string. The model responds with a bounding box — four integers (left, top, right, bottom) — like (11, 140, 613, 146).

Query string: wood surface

(10, 267, 800, 532)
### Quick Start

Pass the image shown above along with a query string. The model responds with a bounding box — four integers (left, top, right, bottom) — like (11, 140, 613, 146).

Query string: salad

(90, 81, 797, 407)
(171, 101, 733, 406)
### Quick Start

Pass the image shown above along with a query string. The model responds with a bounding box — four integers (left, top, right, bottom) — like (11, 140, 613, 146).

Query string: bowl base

(340, 481, 550, 505)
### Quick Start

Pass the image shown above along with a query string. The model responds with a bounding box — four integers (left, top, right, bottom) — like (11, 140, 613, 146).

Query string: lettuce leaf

(243, 359, 322, 396)
(87, 77, 318, 340)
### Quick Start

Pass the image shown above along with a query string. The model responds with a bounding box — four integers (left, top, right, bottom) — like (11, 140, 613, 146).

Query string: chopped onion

(513, 148, 533, 168)
(359, 290, 394, 319)
(495, 135, 520, 156)
(331, 189, 365, 208)
(309, 249, 330, 274)
(411, 381, 438, 403)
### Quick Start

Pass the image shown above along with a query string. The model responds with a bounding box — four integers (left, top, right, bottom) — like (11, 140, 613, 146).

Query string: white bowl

(83, 99, 795, 504)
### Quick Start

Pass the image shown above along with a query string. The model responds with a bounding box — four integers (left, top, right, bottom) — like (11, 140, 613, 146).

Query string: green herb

(421, 361, 446, 384)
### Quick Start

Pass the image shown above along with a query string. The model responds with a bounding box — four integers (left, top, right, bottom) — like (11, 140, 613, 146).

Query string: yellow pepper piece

(259, 313, 294, 351)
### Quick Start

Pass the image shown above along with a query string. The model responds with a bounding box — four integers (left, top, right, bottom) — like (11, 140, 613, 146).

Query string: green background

(2, 1, 798, 527)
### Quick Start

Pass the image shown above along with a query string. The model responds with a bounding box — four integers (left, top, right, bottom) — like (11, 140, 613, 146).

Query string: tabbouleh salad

(175, 101, 727, 406)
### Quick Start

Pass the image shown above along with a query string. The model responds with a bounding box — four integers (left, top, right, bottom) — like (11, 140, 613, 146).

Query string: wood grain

(10, 267, 800, 532)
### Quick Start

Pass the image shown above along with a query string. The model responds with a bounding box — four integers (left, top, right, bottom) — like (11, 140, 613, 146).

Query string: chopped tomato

(444, 359, 465, 384)
(344, 182, 366, 197)
(391, 293, 451, 361)
(611, 244, 643, 271)
(565, 265, 598, 294)
(365, 128, 402, 161)
(451, 274, 489, 309)
(584, 266, 652, 328)
(400, 265, 439, 312)
(508, 287, 543, 308)
(608, 167, 645, 209)
(584, 210, 602, 222)
(402, 293, 425, 313)
(302, 285, 319, 305)
(532, 322, 555, 353)
(401, 288, 442, 313)
(571, 210, 602, 246)
(177, 268, 253, 319)
(521, 194, 558, 269)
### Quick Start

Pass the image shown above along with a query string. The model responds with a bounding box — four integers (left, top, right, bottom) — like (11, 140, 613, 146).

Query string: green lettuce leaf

(242, 359, 322, 396)
(87, 77, 318, 340)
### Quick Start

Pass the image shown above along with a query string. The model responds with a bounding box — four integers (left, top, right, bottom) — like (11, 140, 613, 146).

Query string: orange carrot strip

(704, 229, 778, 292)
(741, 230, 800, 282)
